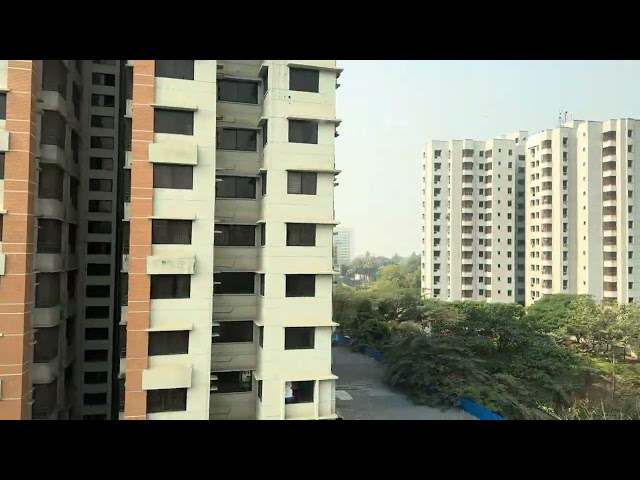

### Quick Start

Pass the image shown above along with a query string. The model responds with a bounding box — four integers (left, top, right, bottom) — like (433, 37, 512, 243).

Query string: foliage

(333, 275, 640, 420)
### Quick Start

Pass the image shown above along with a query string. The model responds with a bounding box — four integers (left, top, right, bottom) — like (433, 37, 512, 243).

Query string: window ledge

(151, 103, 198, 113)
(217, 100, 260, 107)
(284, 167, 341, 175)
(0, 87, 9, 93)
(287, 115, 342, 126)
(146, 321, 194, 332)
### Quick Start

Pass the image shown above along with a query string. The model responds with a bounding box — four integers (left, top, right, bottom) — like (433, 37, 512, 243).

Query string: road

(332, 346, 477, 420)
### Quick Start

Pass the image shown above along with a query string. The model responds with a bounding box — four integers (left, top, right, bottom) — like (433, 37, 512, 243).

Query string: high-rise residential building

(0, 59, 342, 421)
(333, 227, 353, 267)
(525, 119, 639, 306)
(420, 133, 528, 304)
(421, 119, 640, 308)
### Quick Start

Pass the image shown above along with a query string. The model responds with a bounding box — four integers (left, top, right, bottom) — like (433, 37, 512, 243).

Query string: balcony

(142, 364, 193, 391)
(146, 254, 196, 275)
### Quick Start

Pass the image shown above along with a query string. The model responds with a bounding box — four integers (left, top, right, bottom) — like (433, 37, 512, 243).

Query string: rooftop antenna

(564, 111, 568, 123)
(558, 110, 563, 127)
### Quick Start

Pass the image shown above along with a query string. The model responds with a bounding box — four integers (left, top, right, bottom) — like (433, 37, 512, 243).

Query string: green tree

(524, 293, 583, 333)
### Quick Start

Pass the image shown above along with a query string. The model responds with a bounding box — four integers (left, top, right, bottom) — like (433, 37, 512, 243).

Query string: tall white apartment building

(525, 118, 639, 306)
(333, 228, 353, 266)
(421, 133, 527, 304)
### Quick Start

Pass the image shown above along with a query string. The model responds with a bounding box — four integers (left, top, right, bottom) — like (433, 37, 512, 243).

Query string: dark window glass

(290, 381, 314, 403)
(155, 61, 194, 81)
(84, 371, 108, 384)
(89, 179, 112, 192)
(148, 331, 190, 356)
(84, 393, 108, 406)
(87, 221, 112, 234)
(217, 128, 257, 151)
(285, 274, 316, 297)
(42, 60, 68, 98)
(0, 153, 5, 179)
(214, 272, 255, 295)
(124, 169, 131, 201)
(212, 371, 252, 394)
(288, 120, 319, 144)
(91, 94, 115, 107)
(289, 68, 320, 93)
(287, 171, 318, 195)
(70, 130, 79, 163)
(150, 275, 191, 299)
(92, 72, 116, 86)
(41, 110, 67, 149)
(286, 224, 316, 246)
(92, 60, 116, 66)
(86, 285, 110, 298)
(218, 80, 259, 104)
(84, 350, 108, 362)
(38, 164, 64, 201)
(87, 263, 110, 276)
(89, 157, 113, 171)
(154, 109, 194, 136)
(153, 164, 194, 189)
(37, 218, 62, 253)
(90, 136, 115, 149)
(216, 176, 256, 199)
(88, 200, 112, 213)
(152, 220, 193, 244)
(260, 224, 266, 246)
(215, 224, 256, 246)
(214, 321, 254, 343)
(260, 172, 267, 196)
(35, 273, 60, 308)
(85, 306, 110, 319)
(259, 273, 265, 296)
(284, 327, 315, 350)
(147, 389, 188, 413)
(125, 117, 132, 151)
(91, 115, 115, 128)
(87, 242, 111, 255)
(0, 93, 5, 120)
(85, 328, 109, 341)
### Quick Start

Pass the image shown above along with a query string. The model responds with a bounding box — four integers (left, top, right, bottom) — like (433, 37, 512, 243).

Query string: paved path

(332, 346, 477, 420)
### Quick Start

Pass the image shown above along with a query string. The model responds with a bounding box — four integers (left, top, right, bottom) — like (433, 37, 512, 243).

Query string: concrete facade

(0, 60, 341, 421)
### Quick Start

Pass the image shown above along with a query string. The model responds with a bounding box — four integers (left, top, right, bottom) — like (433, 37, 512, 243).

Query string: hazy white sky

(334, 60, 640, 257)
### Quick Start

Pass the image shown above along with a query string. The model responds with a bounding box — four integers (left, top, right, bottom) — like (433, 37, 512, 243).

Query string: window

(155, 60, 194, 81)
(214, 321, 254, 343)
(214, 272, 255, 295)
(87, 263, 110, 276)
(124, 169, 131, 201)
(87, 242, 111, 255)
(85, 328, 109, 341)
(154, 109, 194, 136)
(218, 79, 259, 104)
(148, 331, 190, 356)
(289, 381, 314, 404)
(37, 218, 62, 253)
(84, 393, 107, 406)
(153, 164, 194, 189)
(286, 223, 316, 246)
(35, 273, 60, 308)
(216, 176, 256, 199)
(259, 327, 264, 348)
(92, 72, 116, 86)
(93, 60, 116, 65)
(289, 68, 319, 93)
(90, 157, 114, 171)
(90, 136, 115, 149)
(84, 371, 108, 384)
(124, 117, 132, 150)
(260, 172, 267, 196)
(42, 60, 68, 98)
(287, 171, 317, 195)
(260, 224, 266, 246)
(89, 178, 113, 192)
(91, 94, 115, 107)
(152, 220, 192, 244)
(285, 274, 315, 297)
(260, 273, 265, 296)
(217, 128, 257, 151)
(147, 388, 188, 413)
(41, 110, 67, 149)
(215, 224, 256, 246)
(0, 153, 4, 179)
(0, 93, 5, 119)
(87, 221, 111, 234)
(289, 120, 318, 144)
(85, 306, 110, 319)
(84, 350, 108, 363)
(212, 371, 253, 394)
(284, 327, 315, 350)
(88, 200, 112, 213)
(86, 285, 110, 298)
(150, 275, 191, 299)
(262, 120, 268, 147)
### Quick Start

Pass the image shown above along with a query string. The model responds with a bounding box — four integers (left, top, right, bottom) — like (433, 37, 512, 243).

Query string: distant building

(334, 228, 354, 266)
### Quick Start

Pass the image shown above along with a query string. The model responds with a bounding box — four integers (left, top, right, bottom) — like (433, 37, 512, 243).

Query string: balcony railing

(37, 242, 63, 254)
